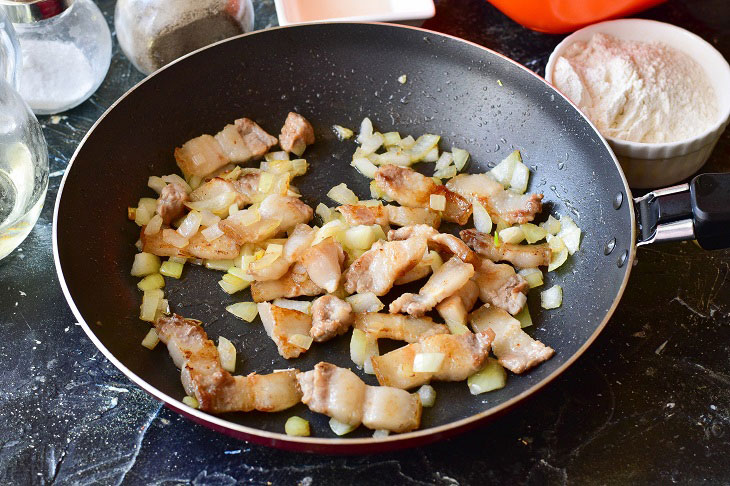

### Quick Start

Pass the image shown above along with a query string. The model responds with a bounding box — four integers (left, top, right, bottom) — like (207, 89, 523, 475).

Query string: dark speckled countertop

(2, 0, 729, 484)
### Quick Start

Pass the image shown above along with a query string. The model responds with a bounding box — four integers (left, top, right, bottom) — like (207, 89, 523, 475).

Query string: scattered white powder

(553, 33, 718, 143)
(18, 39, 94, 113)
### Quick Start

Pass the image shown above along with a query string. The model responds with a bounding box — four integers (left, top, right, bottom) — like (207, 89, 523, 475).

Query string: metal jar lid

(0, 0, 73, 24)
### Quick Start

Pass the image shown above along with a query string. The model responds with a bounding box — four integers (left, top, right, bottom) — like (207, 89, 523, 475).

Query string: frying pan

(52, 23, 730, 453)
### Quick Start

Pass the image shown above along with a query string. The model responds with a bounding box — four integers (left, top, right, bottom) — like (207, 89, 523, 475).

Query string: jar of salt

(115, 0, 254, 75)
(1, 0, 112, 115)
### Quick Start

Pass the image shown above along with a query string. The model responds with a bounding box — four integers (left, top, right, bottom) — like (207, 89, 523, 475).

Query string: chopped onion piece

(265, 243, 283, 257)
(343, 225, 378, 251)
(422, 147, 439, 162)
(265, 150, 289, 162)
(162, 228, 189, 248)
(547, 234, 568, 272)
(413, 352, 445, 373)
(329, 417, 356, 436)
(518, 267, 543, 288)
(369, 180, 393, 201)
(515, 306, 533, 328)
(346, 292, 384, 313)
(313, 219, 348, 246)
(373, 429, 390, 438)
(228, 203, 240, 217)
(468, 358, 507, 394)
(134, 203, 154, 226)
(219, 273, 251, 294)
(327, 183, 359, 205)
(399, 135, 416, 150)
(509, 162, 530, 194)
(397, 74, 407, 84)
(409, 134, 440, 162)
(316, 203, 338, 223)
(520, 223, 547, 244)
(352, 157, 378, 178)
(452, 147, 469, 171)
(377, 149, 411, 166)
(357, 117, 373, 143)
(472, 200, 493, 234)
(446, 321, 470, 335)
(285, 416, 310, 437)
(217, 336, 237, 372)
(226, 302, 258, 321)
(557, 215, 581, 255)
(490, 150, 521, 187)
(498, 226, 525, 244)
(290, 333, 313, 351)
(383, 131, 401, 147)
(131, 252, 161, 277)
(291, 158, 308, 176)
(205, 259, 234, 271)
(350, 328, 379, 370)
(162, 174, 192, 193)
(147, 176, 167, 194)
(434, 164, 457, 179)
(434, 151, 453, 171)
(141, 328, 159, 349)
(139, 289, 161, 322)
(201, 223, 225, 242)
(272, 299, 312, 314)
(185, 191, 237, 214)
(417, 384, 437, 407)
(258, 172, 275, 193)
(160, 260, 184, 279)
(138, 273, 165, 291)
(541, 284, 563, 309)
(199, 210, 220, 227)
(187, 175, 202, 190)
(182, 396, 199, 409)
(541, 215, 561, 235)
(177, 210, 202, 239)
(219, 166, 241, 181)
(429, 194, 446, 211)
(424, 250, 443, 273)
(333, 124, 354, 140)
(360, 132, 385, 156)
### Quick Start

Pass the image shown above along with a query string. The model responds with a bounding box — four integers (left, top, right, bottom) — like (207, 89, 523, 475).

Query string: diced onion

(424, 250, 443, 273)
(343, 225, 378, 251)
(141, 328, 159, 349)
(377, 149, 411, 166)
(265, 243, 283, 258)
(518, 267, 543, 288)
(541, 215, 561, 235)
(547, 234, 568, 272)
(228, 203, 240, 217)
(350, 328, 378, 369)
(217, 336, 236, 372)
(316, 203, 338, 224)
(285, 416, 310, 436)
(409, 134, 440, 162)
(147, 176, 167, 194)
(205, 259, 235, 271)
(139, 289, 163, 322)
(137, 273, 165, 291)
(434, 151, 453, 171)
(201, 223, 225, 242)
(383, 131, 401, 147)
(160, 260, 184, 279)
(422, 147, 439, 162)
(272, 299, 313, 314)
(557, 215, 582, 255)
(452, 147, 469, 171)
(509, 162, 530, 194)
(357, 117, 373, 143)
(143, 214, 163, 236)
(162, 229, 189, 249)
(490, 150, 521, 187)
(397, 74, 407, 84)
(413, 352, 445, 373)
(187, 175, 203, 190)
(182, 396, 199, 409)
(185, 192, 237, 214)
(360, 132, 385, 156)
(346, 292, 384, 313)
(399, 135, 416, 150)
(131, 252, 161, 277)
(515, 306, 533, 328)
(258, 172, 275, 193)
(520, 223, 547, 244)
(467, 358, 507, 394)
(265, 151, 289, 162)
(177, 210, 202, 239)
(473, 199, 493, 234)
(327, 183, 359, 205)
(417, 384, 437, 407)
(541, 285, 563, 309)
(219, 273, 251, 294)
(329, 417, 357, 436)
(373, 429, 390, 438)
(226, 302, 258, 321)
(429, 194, 446, 211)
(162, 174, 192, 193)
(498, 226, 525, 244)
(290, 333, 313, 351)
(446, 322, 470, 335)
(313, 219, 348, 246)
(352, 157, 378, 178)
(333, 124, 354, 140)
(433, 165, 457, 179)
(134, 202, 154, 226)
(291, 159, 308, 176)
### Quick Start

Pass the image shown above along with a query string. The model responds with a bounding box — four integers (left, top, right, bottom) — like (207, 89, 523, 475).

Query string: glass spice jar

(115, 0, 255, 75)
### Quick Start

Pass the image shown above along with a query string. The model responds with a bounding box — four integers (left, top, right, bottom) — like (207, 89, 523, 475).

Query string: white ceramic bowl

(545, 19, 730, 189)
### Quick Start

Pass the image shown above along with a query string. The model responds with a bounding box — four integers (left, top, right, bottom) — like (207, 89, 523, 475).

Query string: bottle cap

(0, 0, 73, 24)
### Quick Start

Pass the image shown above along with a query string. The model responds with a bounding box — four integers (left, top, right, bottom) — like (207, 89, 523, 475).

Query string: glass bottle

(0, 8, 48, 260)
(115, 0, 254, 75)
(1, 0, 112, 115)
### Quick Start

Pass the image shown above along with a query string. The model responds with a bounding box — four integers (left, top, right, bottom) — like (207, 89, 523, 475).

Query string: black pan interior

(56, 23, 633, 440)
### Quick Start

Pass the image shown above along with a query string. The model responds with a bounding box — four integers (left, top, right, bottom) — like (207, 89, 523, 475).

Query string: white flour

(553, 33, 717, 143)
(18, 39, 94, 113)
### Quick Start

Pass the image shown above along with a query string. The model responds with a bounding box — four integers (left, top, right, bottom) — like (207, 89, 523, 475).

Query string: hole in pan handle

(635, 173, 730, 250)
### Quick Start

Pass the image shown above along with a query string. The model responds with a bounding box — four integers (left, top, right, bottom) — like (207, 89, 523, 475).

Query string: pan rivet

(617, 250, 628, 268)
(613, 192, 623, 210)
(604, 238, 616, 255)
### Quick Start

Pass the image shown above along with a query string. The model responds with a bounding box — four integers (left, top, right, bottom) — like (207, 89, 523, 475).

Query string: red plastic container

(487, 0, 666, 33)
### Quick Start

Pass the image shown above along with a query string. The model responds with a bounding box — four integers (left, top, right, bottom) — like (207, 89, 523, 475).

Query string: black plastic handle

(691, 173, 730, 250)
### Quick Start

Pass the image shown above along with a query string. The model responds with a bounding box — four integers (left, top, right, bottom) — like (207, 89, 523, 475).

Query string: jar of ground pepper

(115, 0, 254, 75)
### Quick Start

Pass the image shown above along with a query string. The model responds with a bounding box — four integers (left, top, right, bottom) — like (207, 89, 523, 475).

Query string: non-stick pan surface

(54, 23, 634, 453)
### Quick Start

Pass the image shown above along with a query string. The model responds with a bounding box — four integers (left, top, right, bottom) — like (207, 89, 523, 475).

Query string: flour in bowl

(553, 33, 717, 143)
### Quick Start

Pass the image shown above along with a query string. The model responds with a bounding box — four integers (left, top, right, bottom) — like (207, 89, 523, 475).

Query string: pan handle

(635, 173, 730, 249)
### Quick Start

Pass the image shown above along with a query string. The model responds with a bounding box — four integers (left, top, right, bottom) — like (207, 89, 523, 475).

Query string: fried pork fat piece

(154, 314, 301, 413)
(297, 362, 422, 433)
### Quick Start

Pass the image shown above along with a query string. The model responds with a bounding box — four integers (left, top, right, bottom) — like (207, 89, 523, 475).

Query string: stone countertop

(1, 0, 729, 484)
